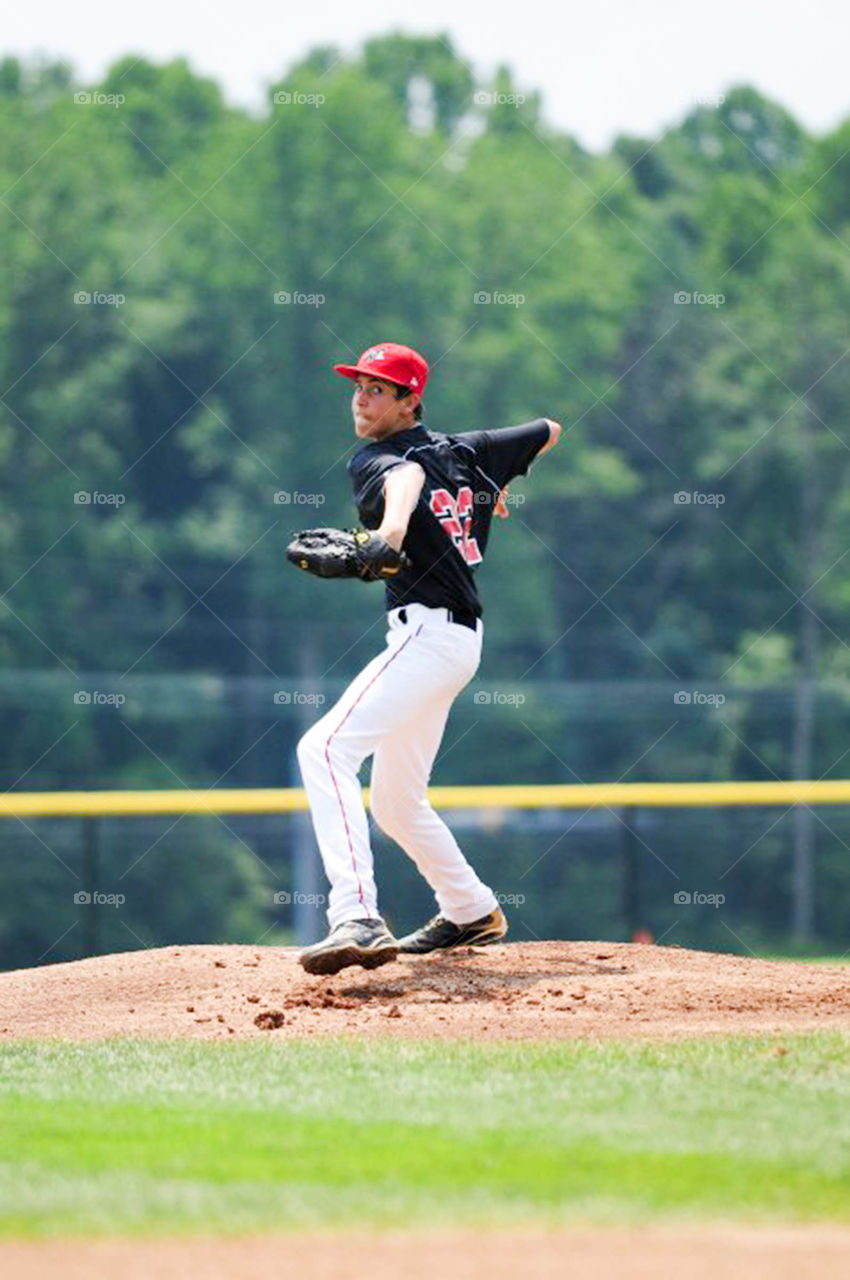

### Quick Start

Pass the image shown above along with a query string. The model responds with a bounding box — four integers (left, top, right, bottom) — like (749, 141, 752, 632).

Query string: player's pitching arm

(495, 418, 562, 518)
(374, 462, 426, 550)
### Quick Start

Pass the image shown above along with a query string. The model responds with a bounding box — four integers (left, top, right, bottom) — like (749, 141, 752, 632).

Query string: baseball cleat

(397, 906, 508, 954)
(298, 917, 399, 976)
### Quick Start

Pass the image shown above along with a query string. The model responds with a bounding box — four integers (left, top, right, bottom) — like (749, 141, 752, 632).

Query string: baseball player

(295, 342, 562, 975)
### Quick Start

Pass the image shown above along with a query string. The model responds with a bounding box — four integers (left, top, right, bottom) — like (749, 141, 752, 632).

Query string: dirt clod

(254, 1010, 285, 1031)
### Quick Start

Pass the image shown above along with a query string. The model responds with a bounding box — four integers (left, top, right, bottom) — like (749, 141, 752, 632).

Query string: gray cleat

(298, 917, 399, 976)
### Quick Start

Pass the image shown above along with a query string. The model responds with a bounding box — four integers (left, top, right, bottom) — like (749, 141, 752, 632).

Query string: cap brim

(333, 362, 412, 390)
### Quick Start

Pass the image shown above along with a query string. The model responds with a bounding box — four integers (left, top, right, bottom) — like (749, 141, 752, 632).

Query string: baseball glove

(286, 527, 412, 581)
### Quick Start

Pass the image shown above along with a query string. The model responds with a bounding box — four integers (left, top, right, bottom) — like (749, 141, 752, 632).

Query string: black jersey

(347, 418, 551, 618)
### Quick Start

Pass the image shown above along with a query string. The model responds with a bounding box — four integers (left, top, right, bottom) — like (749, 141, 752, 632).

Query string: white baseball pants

(296, 602, 499, 930)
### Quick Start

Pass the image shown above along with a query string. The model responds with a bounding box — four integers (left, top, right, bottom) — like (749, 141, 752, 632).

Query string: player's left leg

(296, 608, 485, 973)
(369, 615, 504, 952)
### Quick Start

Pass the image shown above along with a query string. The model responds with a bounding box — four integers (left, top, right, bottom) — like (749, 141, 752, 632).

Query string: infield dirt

(2, 940, 849, 1040)
(4, 1225, 850, 1280)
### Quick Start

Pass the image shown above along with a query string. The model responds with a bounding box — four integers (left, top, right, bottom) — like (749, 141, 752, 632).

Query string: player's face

(351, 376, 417, 439)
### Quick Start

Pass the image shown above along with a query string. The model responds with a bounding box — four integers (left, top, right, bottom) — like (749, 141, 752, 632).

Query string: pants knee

(371, 790, 429, 840)
(370, 789, 403, 838)
(296, 726, 325, 774)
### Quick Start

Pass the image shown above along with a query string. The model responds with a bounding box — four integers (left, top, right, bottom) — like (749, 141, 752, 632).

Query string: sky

(5, 0, 850, 150)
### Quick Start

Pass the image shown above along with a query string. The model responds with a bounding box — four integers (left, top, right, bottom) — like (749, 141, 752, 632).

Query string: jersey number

(429, 486, 483, 566)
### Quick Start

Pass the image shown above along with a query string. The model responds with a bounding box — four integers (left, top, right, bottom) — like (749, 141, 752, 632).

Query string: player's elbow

(383, 461, 426, 498)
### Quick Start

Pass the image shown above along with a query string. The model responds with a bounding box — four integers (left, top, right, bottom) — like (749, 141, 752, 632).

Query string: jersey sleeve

(456, 419, 552, 491)
(347, 447, 410, 514)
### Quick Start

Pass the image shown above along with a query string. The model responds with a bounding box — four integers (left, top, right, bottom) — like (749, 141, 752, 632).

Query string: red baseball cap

(333, 342, 428, 396)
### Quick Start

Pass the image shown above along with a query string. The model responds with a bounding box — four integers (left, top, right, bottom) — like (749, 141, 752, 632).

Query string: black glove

(286, 527, 412, 581)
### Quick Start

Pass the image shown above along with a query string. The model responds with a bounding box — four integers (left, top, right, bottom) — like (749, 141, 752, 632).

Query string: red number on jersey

(429, 486, 483, 565)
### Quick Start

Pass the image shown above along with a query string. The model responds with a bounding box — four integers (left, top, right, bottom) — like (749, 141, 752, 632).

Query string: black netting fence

(3, 799, 848, 970)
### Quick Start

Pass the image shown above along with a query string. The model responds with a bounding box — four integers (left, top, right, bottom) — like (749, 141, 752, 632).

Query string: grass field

(2, 1032, 849, 1237)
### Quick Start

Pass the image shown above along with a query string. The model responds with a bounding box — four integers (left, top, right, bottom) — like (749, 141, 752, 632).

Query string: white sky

(6, 0, 850, 150)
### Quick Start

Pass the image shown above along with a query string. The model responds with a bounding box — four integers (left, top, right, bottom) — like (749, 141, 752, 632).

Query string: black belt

(446, 606, 479, 631)
(396, 605, 479, 632)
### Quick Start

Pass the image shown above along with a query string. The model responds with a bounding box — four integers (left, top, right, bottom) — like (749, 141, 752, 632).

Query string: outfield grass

(1, 1033, 849, 1236)
(751, 950, 850, 964)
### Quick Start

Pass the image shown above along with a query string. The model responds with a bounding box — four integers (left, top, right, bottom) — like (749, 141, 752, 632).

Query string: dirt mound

(1, 941, 849, 1041)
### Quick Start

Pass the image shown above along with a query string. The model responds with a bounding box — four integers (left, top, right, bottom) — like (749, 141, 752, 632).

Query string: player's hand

(495, 486, 511, 519)
(537, 419, 563, 458)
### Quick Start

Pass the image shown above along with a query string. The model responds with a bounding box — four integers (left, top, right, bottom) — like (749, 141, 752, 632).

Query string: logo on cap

(363, 347, 386, 363)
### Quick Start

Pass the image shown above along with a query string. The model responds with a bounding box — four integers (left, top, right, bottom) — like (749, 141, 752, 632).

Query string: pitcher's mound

(1, 941, 849, 1041)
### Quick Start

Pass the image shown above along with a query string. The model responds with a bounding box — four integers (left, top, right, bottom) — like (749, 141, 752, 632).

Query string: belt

(396, 605, 479, 632)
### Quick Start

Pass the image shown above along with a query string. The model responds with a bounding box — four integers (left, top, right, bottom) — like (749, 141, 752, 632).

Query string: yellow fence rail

(2, 779, 850, 818)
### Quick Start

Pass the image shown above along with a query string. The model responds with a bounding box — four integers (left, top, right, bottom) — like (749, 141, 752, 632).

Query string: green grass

(1, 1033, 849, 1236)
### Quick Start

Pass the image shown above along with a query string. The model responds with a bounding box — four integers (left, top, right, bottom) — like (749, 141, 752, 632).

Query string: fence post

(82, 816, 100, 957)
(289, 643, 325, 946)
(620, 806, 640, 938)
(291, 761, 323, 946)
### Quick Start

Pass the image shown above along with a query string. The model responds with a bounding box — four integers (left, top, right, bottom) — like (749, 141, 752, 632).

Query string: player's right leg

(296, 612, 476, 973)
(370, 695, 501, 931)
(369, 609, 506, 954)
